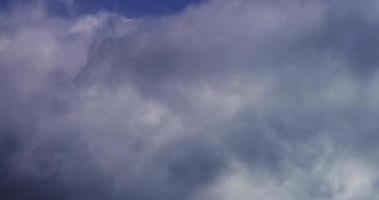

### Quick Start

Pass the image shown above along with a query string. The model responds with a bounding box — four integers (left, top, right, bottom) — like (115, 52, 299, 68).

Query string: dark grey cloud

(2, 0, 379, 200)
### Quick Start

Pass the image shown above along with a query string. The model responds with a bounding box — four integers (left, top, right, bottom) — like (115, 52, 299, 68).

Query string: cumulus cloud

(1, 0, 379, 199)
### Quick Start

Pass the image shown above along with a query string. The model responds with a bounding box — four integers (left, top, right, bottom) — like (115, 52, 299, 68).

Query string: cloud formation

(1, 0, 379, 199)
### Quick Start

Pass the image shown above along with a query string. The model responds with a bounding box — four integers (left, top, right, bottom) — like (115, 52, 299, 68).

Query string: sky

(1, 0, 379, 200)
(0, 0, 205, 17)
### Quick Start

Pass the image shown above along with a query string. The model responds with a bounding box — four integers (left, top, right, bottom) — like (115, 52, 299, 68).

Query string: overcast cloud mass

(2, 0, 379, 199)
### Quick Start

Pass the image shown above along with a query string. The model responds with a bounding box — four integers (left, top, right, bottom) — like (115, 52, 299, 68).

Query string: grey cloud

(2, 0, 379, 200)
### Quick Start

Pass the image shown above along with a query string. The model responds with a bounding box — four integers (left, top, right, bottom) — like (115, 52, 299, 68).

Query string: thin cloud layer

(1, 0, 379, 200)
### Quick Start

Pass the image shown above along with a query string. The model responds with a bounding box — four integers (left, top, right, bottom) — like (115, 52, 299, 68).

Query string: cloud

(1, 0, 379, 199)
